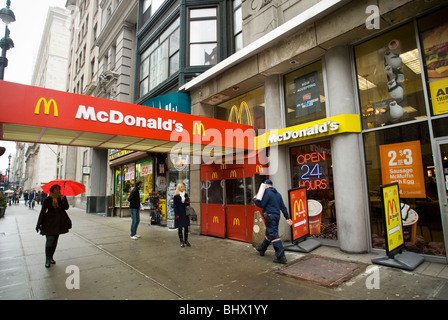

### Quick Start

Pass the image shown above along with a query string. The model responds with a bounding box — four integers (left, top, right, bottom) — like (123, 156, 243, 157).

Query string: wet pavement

(1, 202, 448, 305)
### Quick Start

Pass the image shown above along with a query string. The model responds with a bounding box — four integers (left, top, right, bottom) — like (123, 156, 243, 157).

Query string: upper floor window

(233, 0, 243, 52)
(142, 0, 165, 18)
(139, 17, 180, 98)
(189, 7, 218, 66)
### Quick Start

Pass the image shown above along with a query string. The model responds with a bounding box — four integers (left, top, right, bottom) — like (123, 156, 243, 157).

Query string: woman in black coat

(173, 183, 190, 248)
(36, 184, 71, 268)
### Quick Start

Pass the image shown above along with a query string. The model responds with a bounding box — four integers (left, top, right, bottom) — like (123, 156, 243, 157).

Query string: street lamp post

(0, 0, 15, 80)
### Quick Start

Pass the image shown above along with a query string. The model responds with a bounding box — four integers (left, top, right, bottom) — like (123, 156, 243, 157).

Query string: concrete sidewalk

(1, 202, 448, 301)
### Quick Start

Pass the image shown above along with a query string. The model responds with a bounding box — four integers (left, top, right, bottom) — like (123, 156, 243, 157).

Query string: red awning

(0, 81, 255, 154)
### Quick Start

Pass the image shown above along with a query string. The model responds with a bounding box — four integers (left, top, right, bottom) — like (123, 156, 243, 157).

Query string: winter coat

(253, 187, 289, 220)
(36, 196, 71, 236)
(173, 193, 190, 228)
(128, 186, 141, 209)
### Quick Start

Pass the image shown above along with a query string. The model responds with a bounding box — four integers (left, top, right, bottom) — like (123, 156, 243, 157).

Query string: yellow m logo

(35, 98, 59, 117)
(228, 101, 253, 126)
(211, 172, 218, 179)
(256, 165, 264, 174)
(294, 200, 305, 216)
(233, 218, 240, 226)
(230, 170, 237, 178)
(193, 122, 205, 136)
(212, 216, 219, 223)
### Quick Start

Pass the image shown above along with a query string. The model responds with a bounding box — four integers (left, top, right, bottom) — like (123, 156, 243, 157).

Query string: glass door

(435, 140, 448, 262)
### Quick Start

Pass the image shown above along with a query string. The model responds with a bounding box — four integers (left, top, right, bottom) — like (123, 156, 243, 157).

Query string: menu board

(288, 187, 309, 241)
(379, 140, 426, 198)
(380, 183, 404, 256)
(294, 71, 321, 117)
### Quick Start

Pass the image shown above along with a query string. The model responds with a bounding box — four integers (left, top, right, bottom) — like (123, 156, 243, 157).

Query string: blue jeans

(130, 208, 140, 237)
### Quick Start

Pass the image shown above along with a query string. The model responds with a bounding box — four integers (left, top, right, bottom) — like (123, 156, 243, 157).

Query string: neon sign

(296, 151, 328, 190)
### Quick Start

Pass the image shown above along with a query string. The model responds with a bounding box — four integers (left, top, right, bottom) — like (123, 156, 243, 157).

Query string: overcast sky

(0, 0, 68, 174)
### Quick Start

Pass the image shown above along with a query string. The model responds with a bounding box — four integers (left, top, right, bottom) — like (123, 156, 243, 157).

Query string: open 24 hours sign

(379, 140, 426, 198)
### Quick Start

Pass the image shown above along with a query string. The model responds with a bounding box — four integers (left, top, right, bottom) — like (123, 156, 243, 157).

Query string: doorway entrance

(200, 163, 267, 242)
(435, 140, 448, 262)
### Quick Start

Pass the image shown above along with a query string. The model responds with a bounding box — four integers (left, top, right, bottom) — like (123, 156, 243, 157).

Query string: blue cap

(264, 179, 273, 185)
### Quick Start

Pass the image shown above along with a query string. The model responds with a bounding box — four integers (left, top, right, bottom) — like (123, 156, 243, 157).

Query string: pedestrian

(23, 191, 28, 206)
(35, 185, 71, 268)
(28, 189, 36, 209)
(253, 179, 293, 264)
(173, 183, 190, 248)
(128, 180, 142, 240)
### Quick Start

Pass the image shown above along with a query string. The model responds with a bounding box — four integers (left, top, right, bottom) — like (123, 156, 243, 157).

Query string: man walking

(253, 179, 293, 264)
(128, 181, 142, 240)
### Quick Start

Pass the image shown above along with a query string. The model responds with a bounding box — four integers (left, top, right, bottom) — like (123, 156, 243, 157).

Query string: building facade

(180, 0, 448, 263)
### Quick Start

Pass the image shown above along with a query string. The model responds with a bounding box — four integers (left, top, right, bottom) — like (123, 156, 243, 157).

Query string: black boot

(273, 255, 287, 264)
(178, 230, 184, 248)
(256, 245, 265, 256)
(184, 229, 191, 247)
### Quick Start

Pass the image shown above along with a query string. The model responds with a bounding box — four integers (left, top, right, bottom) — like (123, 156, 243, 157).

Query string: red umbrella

(41, 179, 86, 196)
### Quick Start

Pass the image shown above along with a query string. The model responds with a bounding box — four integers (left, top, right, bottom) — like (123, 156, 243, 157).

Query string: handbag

(186, 206, 197, 218)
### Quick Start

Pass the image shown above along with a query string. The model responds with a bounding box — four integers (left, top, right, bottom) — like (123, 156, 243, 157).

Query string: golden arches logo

(230, 170, 237, 178)
(193, 122, 205, 136)
(220, 164, 227, 169)
(293, 200, 305, 217)
(233, 218, 240, 226)
(255, 165, 264, 174)
(212, 216, 219, 223)
(228, 101, 253, 126)
(35, 98, 59, 117)
(211, 172, 218, 179)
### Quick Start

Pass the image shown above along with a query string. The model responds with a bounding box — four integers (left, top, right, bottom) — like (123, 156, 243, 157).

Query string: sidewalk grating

(275, 254, 368, 288)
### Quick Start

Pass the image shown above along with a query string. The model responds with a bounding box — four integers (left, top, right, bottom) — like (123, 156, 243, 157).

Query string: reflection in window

(284, 61, 326, 127)
(215, 86, 265, 135)
(233, 0, 243, 52)
(139, 17, 180, 97)
(355, 23, 426, 129)
(363, 122, 445, 256)
(189, 8, 218, 66)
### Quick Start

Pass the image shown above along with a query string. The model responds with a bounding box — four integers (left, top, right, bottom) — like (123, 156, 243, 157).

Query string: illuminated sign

(257, 114, 361, 148)
(293, 147, 329, 191)
(380, 182, 404, 256)
(288, 187, 309, 241)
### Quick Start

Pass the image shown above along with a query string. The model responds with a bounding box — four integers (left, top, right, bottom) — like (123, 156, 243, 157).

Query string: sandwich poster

(422, 23, 448, 115)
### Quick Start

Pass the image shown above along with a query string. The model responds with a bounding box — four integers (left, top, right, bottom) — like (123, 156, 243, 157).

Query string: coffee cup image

(308, 200, 323, 236)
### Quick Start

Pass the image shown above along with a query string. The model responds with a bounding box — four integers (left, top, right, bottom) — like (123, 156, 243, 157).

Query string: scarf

(180, 191, 185, 203)
(49, 192, 63, 208)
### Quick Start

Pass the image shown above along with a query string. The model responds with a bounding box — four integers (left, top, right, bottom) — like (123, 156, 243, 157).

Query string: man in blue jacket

(253, 179, 293, 264)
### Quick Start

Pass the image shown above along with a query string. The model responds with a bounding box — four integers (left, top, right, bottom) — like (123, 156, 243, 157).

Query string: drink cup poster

(381, 183, 404, 256)
(379, 140, 426, 198)
(288, 187, 309, 241)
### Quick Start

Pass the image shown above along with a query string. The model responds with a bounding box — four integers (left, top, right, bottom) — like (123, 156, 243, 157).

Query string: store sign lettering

(267, 121, 339, 144)
(75, 105, 184, 133)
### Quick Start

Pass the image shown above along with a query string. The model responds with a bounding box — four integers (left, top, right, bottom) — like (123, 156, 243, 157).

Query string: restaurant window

(122, 163, 135, 207)
(136, 160, 154, 209)
(215, 86, 265, 135)
(355, 23, 426, 129)
(290, 141, 336, 240)
(284, 61, 326, 127)
(364, 122, 445, 256)
(189, 7, 218, 66)
(418, 6, 448, 116)
(139, 17, 180, 98)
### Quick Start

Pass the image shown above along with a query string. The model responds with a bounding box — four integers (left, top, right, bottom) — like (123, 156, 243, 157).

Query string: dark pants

(45, 235, 59, 259)
(178, 227, 189, 242)
(260, 214, 285, 258)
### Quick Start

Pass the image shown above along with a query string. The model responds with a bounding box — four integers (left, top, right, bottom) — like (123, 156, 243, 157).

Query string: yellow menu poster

(381, 183, 404, 255)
